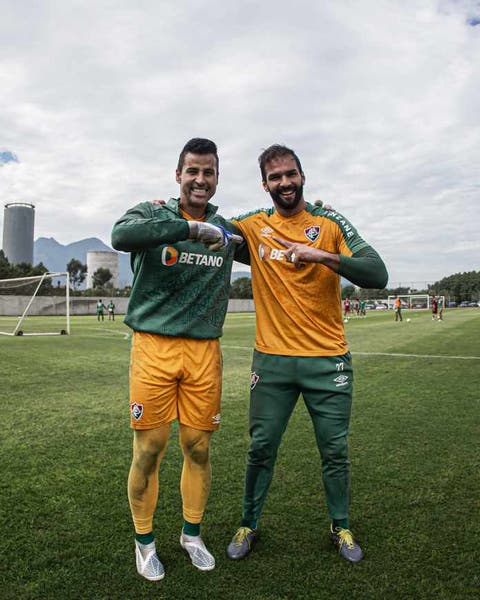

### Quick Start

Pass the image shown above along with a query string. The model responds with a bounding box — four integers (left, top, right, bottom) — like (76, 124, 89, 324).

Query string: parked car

(459, 301, 470, 307)
(447, 301, 457, 308)
(364, 303, 376, 310)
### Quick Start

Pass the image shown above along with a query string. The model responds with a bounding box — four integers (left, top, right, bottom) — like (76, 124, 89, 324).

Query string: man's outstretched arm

(112, 202, 242, 252)
(275, 238, 388, 289)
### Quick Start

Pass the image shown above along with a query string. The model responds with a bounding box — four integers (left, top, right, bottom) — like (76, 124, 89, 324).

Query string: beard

(270, 183, 303, 211)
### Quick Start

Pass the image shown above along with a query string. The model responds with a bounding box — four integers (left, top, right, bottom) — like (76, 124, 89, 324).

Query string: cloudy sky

(1, 0, 479, 286)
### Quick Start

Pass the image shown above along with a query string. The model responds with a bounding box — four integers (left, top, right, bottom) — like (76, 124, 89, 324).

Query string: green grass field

(1, 309, 479, 599)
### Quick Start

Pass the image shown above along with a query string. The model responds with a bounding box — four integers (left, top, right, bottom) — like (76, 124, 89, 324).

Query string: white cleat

(135, 540, 165, 581)
(180, 532, 215, 571)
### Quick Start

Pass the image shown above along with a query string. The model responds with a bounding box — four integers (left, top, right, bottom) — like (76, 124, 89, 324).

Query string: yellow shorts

(129, 332, 222, 431)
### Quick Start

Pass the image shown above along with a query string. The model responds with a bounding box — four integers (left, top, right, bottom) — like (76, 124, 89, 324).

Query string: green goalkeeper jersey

(111, 198, 247, 339)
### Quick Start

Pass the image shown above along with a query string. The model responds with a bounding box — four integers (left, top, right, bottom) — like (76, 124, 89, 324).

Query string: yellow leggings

(128, 424, 212, 534)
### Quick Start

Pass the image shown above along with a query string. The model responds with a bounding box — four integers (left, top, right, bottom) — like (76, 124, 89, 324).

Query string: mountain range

(34, 237, 133, 286)
(33, 237, 250, 287)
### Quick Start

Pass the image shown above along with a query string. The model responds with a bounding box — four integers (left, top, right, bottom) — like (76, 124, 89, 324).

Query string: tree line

(66, 258, 114, 294)
(0, 252, 118, 296)
(2, 250, 478, 302)
(230, 271, 480, 302)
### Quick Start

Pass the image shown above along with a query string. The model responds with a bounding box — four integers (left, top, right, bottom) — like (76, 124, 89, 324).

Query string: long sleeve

(111, 202, 190, 252)
(338, 246, 388, 289)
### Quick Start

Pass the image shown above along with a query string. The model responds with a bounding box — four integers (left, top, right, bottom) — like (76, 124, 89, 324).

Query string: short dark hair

(258, 144, 303, 181)
(177, 138, 219, 173)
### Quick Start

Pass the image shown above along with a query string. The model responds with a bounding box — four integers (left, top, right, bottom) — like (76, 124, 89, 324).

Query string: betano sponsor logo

(258, 243, 286, 262)
(161, 246, 178, 266)
(161, 247, 224, 268)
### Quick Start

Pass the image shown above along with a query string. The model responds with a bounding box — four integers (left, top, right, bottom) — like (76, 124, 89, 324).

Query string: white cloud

(0, 0, 479, 285)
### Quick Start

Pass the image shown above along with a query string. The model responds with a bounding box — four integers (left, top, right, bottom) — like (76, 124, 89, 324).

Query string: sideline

(353, 351, 480, 360)
(81, 327, 131, 340)
(221, 346, 480, 360)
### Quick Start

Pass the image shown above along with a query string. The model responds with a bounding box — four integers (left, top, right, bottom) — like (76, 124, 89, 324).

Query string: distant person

(359, 299, 366, 317)
(96, 300, 107, 321)
(343, 297, 350, 320)
(394, 295, 403, 322)
(107, 300, 115, 321)
(353, 297, 360, 316)
(431, 296, 438, 321)
(437, 296, 444, 321)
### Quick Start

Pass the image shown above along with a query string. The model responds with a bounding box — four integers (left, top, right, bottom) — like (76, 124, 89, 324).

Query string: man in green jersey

(107, 300, 115, 321)
(437, 296, 444, 321)
(111, 138, 247, 581)
(359, 299, 366, 317)
(96, 299, 106, 321)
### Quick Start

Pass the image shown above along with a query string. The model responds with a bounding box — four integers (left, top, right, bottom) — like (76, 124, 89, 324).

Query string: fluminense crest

(304, 226, 320, 242)
(131, 402, 144, 420)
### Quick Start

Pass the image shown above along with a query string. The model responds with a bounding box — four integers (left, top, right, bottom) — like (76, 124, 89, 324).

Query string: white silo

(2, 202, 35, 264)
(86, 250, 119, 289)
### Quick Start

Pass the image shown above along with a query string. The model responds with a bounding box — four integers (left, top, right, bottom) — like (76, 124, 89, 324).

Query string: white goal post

(0, 272, 70, 336)
(387, 294, 445, 309)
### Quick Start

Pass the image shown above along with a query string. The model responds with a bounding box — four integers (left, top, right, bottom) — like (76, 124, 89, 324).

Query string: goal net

(387, 294, 445, 310)
(0, 272, 70, 336)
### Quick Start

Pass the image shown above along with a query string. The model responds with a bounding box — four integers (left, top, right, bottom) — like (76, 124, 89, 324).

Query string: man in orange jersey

(226, 144, 388, 564)
(394, 295, 403, 322)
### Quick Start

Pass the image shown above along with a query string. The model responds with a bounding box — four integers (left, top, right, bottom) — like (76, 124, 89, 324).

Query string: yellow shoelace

(336, 528, 355, 550)
(232, 527, 252, 545)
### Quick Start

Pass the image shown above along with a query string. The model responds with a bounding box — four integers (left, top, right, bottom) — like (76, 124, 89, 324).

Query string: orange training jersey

(232, 203, 369, 357)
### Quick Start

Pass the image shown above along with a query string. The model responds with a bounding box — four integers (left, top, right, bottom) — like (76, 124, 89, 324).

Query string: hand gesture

(189, 222, 243, 251)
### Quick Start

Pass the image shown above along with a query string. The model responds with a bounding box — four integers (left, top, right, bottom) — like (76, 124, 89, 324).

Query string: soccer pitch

(1, 309, 479, 599)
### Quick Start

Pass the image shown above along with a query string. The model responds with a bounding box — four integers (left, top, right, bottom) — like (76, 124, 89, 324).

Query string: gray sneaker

(226, 527, 258, 560)
(329, 525, 364, 563)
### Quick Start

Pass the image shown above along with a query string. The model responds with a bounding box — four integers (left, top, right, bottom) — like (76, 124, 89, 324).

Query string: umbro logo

(333, 375, 349, 387)
(261, 226, 274, 237)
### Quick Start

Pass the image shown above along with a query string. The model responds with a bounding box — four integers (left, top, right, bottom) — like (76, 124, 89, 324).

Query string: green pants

(242, 350, 353, 525)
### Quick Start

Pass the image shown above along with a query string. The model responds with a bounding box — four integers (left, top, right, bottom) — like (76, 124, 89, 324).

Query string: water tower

(86, 250, 119, 289)
(2, 202, 35, 265)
